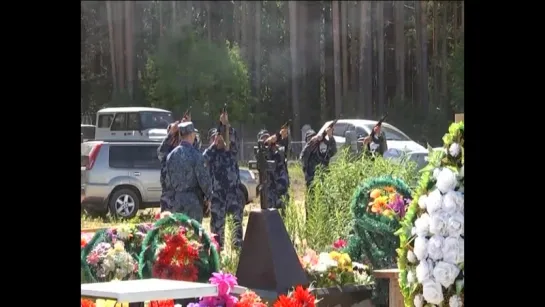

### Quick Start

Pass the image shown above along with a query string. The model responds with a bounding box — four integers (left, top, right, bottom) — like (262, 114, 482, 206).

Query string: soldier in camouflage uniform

(299, 126, 337, 189)
(257, 127, 290, 209)
(203, 112, 243, 249)
(157, 121, 182, 212)
(165, 122, 212, 223)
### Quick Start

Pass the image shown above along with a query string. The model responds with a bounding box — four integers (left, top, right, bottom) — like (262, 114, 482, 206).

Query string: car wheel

(108, 188, 140, 219)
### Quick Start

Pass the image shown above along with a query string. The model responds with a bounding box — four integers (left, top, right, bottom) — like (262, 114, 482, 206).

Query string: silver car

(81, 141, 257, 218)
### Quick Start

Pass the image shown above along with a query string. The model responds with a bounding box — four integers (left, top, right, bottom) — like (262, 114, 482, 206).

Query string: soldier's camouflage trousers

(159, 167, 172, 212)
(171, 192, 204, 224)
(210, 189, 244, 249)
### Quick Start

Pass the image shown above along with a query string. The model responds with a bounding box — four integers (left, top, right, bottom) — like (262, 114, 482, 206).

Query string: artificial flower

(425, 189, 443, 214)
(407, 270, 416, 284)
(149, 300, 174, 307)
(448, 143, 460, 157)
(449, 295, 463, 307)
(413, 236, 428, 261)
(417, 195, 427, 209)
(95, 299, 128, 307)
(427, 235, 445, 261)
(429, 210, 449, 236)
(292, 286, 316, 307)
(413, 294, 424, 307)
(210, 271, 238, 296)
(81, 298, 96, 307)
(415, 259, 432, 283)
(414, 213, 430, 237)
(407, 250, 417, 263)
(442, 236, 463, 264)
(273, 295, 294, 307)
(332, 238, 347, 249)
(436, 168, 457, 193)
(422, 279, 444, 305)
(370, 189, 382, 199)
(447, 212, 464, 237)
(236, 290, 266, 307)
(301, 249, 319, 267)
(432, 261, 460, 288)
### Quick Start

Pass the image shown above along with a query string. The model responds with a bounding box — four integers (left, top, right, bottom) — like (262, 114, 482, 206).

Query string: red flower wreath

(81, 298, 96, 307)
(152, 230, 200, 281)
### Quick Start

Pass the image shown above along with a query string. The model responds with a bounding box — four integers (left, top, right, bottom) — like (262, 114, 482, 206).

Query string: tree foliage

(140, 30, 252, 122)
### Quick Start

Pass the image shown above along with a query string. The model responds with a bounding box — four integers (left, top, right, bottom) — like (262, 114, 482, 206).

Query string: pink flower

(333, 238, 347, 249)
(301, 249, 318, 267)
(209, 272, 238, 296)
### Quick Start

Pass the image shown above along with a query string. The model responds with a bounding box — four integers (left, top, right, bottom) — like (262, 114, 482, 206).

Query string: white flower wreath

(397, 122, 464, 307)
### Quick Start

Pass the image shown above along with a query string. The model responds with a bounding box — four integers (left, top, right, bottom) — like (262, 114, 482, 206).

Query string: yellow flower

(329, 251, 342, 261)
(370, 189, 382, 199)
(114, 242, 125, 252)
(95, 300, 128, 307)
(337, 253, 353, 271)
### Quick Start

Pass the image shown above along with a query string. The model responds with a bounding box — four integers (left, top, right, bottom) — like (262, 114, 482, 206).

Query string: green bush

(305, 149, 420, 252)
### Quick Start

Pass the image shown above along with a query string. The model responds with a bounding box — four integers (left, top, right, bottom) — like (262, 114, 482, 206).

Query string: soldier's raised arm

(195, 154, 213, 202)
(202, 141, 217, 178)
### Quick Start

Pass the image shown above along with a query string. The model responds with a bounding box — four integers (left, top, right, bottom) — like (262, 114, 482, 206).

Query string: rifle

(369, 113, 388, 139)
(363, 113, 388, 154)
(308, 118, 338, 152)
(182, 106, 192, 121)
(219, 103, 230, 151)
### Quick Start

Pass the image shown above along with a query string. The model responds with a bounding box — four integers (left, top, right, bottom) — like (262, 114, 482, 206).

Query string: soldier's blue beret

(177, 121, 196, 136)
(257, 129, 270, 141)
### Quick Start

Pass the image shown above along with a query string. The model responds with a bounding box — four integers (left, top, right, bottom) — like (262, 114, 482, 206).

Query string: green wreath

(347, 176, 412, 306)
(396, 121, 464, 307)
(347, 176, 412, 268)
(138, 213, 220, 283)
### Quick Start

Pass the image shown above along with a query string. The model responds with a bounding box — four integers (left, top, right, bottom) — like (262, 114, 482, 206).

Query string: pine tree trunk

(419, 0, 429, 109)
(332, 1, 342, 117)
(394, 1, 405, 101)
(289, 1, 301, 136)
(106, 0, 117, 92)
(340, 1, 349, 99)
(125, 1, 134, 99)
(359, 1, 373, 117)
(254, 1, 261, 97)
(432, 1, 439, 107)
(376, 1, 385, 114)
(324, 1, 336, 119)
(297, 2, 308, 126)
(440, 2, 448, 109)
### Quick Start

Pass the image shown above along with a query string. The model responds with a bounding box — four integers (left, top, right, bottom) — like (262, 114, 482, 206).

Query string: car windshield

(364, 124, 411, 141)
(139, 112, 174, 130)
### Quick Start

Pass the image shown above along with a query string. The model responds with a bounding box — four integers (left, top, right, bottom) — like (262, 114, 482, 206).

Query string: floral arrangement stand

(139, 213, 220, 283)
(396, 122, 464, 307)
(346, 176, 412, 306)
(373, 269, 404, 307)
(236, 209, 309, 294)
